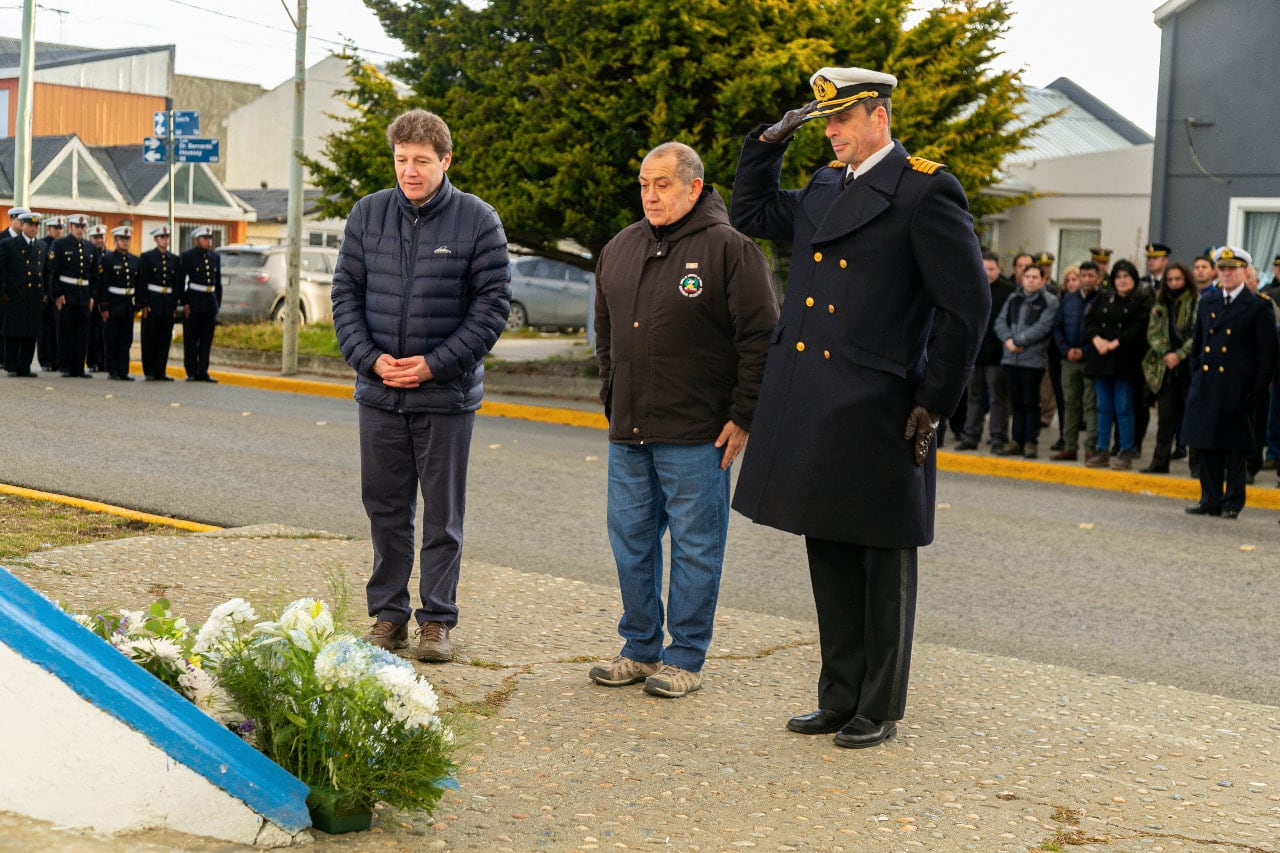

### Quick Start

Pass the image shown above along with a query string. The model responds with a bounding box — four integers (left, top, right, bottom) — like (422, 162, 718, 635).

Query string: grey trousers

(963, 364, 1009, 445)
(358, 404, 475, 628)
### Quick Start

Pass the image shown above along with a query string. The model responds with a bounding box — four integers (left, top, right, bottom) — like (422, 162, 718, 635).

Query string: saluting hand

(760, 100, 820, 144)
(903, 405, 939, 467)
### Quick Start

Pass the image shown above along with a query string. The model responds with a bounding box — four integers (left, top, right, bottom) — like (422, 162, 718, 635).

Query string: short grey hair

(387, 109, 453, 158)
(643, 142, 704, 186)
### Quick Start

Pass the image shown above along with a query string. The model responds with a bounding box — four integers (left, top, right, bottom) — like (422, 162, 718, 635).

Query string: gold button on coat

(632, 321, 639, 328)
(1219, 366, 1225, 372)
(823, 350, 830, 359)
(796, 341, 806, 352)
(805, 297, 814, 307)
(813, 252, 823, 262)
(828, 304, 836, 313)
(839, 259, 847, 269)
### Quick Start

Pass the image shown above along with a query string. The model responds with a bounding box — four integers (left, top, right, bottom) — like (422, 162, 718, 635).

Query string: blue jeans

(1094, 377, 1135, 452)
(606, 442, 729, 673)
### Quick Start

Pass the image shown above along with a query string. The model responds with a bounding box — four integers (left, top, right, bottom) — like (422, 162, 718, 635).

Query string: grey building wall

(1151, 0, 1280, 259)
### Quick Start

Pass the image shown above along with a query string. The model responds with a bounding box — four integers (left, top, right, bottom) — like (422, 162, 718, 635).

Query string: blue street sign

(142, 137, 167, 163)
(152, 110, 200, 138)
(176, 137, 220, 163)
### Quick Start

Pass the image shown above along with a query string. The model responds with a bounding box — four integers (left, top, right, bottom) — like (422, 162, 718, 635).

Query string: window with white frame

(1228, 197, 1280, 286)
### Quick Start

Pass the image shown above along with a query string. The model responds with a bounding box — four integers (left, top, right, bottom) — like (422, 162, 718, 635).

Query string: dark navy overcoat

(730, 136, 989, 548)
(1182, 286, 1279, 451)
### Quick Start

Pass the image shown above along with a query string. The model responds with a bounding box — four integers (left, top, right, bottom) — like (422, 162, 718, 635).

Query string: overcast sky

(3, 0, 1162, 134)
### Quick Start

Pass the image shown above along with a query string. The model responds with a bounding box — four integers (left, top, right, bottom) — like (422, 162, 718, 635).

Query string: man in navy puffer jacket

(332, 109, 511, 663)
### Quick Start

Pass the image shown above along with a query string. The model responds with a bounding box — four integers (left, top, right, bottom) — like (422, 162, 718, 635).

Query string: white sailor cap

(44, 215, 66, 229)
(111, 225, 132, 238)
(1213, 246, 1252, 268)
(88, 224, 107, 238)
(16, 210, 41, 224)
(150, 224, 171, 238)
(806, 67, 898, 120)
(191, 225, 214, 239)
(66, 213, 90, 227)
(7, 206, 31, 220)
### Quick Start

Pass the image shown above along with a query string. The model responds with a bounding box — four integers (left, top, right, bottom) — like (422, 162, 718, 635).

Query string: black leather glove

(760, 100, 820, 143)
(903, 405, 940, 467)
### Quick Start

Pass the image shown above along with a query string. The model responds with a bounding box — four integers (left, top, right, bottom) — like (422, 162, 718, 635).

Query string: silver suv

(216, 244, 339, 324)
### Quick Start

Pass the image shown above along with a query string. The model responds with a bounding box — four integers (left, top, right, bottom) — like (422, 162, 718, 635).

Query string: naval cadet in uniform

(37, 215, 64, 371)
(93, 225, 141, 380)
(49, 213, 95, 377)
(1, 211, 46, 376)
(730, 66, 989, 748)
(138, 224, 182, 380)
(1183, 246, 1279, 518)
(180, 225, 221, 382)
(86, 223, 108, 372)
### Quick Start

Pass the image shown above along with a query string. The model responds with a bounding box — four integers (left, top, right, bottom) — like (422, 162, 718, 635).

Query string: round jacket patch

(678, 273, 703, 298)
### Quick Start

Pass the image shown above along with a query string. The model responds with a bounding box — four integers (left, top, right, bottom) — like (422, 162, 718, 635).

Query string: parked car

(215, 244, 339, 324)
(506, 255, 593, 333)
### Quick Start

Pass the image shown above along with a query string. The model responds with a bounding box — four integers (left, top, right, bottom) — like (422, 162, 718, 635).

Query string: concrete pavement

(4, 526, 1278, 851)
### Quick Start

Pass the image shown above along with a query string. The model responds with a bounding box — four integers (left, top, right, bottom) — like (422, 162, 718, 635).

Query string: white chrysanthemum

(71, 613, 95, 630)
(179, 665, 216, 706)
(125, 636, 186, 664)
(313, 636, 373, 690)
(193, 598, 258, 655)
(430, 718, 456, 746)
(375, 665, 440, 728)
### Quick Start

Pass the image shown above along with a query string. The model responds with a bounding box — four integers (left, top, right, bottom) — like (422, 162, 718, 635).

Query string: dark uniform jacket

(180, 246, 221, 312)
(1083, 287, 1152, 382)
(0, 234, 46, 337)
(93, 249, 141, 313)
(729, 136, 989, 548)
(48, 234, 96, 305)
(331, 181, 510, 414)
(138, 247, 183, 315)
(1182, 286, 1280, 451)
(594, 188, 778, 444)
(977, 276, 1016, 366)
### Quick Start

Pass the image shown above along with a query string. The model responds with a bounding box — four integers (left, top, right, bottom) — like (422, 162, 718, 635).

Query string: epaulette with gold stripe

(906, 155, 945, 175)
(828, 160, 844, 169)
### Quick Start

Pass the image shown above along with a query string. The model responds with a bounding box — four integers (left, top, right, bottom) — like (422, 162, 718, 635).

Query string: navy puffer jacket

(331, 180, 510, 413)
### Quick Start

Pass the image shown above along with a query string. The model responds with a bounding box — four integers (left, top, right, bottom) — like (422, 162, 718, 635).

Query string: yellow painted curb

(129, 361, 353, 399)
(0, 483, 222, 532)
(479, 400, 608, 430)
(939, 451, 1280, 510)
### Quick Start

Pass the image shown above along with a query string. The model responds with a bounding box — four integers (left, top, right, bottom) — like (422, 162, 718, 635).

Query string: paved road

(3, 374, 1278, 705)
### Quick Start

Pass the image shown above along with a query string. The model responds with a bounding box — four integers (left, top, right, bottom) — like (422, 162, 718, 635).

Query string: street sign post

(176, 137, 220, 163)
(152, 110, 200, 138)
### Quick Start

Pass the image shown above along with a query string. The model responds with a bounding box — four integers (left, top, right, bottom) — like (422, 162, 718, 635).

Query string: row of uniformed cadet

(2, 207, 220, 380)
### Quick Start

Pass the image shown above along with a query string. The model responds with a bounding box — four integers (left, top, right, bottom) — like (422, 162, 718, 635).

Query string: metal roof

(1003, 78, 1153, 165)
(0, 37, 170, 73)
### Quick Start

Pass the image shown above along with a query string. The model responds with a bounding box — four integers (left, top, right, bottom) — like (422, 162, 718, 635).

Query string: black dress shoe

(833, 715, 897, 749)
(787, 708, 856, 735)
(1185, 503, 1220, 515)
(1221, 508, 1240, 519)
(1139, 464, 1168, 474)
(156, 375, 174, 381)
(199, 375, 219, 384)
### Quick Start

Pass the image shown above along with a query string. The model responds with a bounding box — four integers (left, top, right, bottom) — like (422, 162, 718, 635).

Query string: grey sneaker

(589, 655, 661, 687)
(1109, 450, 1133, 470)
(415, 621, 452, 663)
(643, 664, 703, 698)
(365, 619, 409, 651)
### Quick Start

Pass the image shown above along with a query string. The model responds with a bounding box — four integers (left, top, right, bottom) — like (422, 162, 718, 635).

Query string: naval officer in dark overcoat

(730, 66, 989, 749)
(1182, 245, 1279, 518)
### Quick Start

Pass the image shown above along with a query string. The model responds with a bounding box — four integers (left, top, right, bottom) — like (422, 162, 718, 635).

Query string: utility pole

(12, 0, 37, 206)
(281, 0, 308, 375)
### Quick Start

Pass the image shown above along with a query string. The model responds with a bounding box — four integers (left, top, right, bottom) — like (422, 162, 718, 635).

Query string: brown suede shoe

(415, 621, 453, 663)
(364, 619, 409, 651)
(1050, 448, 1077, 461)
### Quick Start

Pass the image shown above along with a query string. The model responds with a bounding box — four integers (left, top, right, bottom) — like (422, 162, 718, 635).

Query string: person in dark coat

(1, 211, 46, 376)
(180, 225, 221, 382)
(730, 66, 989, 749)
(1083, 259, 1152, 470)
(958, 251, 1014, 451)
(48, 213, 95, 377)
(138, 224, 182, 381)
(36, 215, 63, 371)
(587, 142, 778, 700)
(1183, 246, 1280, 518)
(86, 224, 107, 373)
(331, 109, 510, 664)
(92, 226, 140, 381)
(0, 206, 30, 360)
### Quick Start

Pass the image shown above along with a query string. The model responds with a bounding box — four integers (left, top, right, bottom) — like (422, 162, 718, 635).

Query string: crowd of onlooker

(943, 243, 1280, 489)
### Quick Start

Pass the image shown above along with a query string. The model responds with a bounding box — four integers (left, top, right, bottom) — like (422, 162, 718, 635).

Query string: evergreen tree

(305, 0, 1040, 264)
